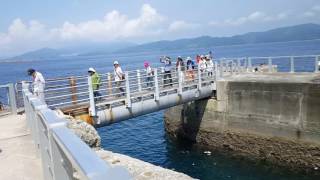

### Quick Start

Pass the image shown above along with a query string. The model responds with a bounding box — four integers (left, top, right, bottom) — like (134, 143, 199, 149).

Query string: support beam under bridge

(95, 85, 214, 127)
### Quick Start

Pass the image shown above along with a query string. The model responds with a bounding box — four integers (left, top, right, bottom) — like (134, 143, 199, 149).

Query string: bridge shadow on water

(178, 99, 209, 142)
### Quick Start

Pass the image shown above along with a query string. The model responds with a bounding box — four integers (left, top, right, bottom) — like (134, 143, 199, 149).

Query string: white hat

(186, 57, 192, 61)
(113, 61, 119, 65)
(88, 67, 96, 73)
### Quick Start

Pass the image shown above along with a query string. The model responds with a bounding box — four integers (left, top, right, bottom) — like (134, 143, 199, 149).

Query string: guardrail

(0, 83, 17, 116)
(22, 82, 131, 180)
(13, 55, 320, 114)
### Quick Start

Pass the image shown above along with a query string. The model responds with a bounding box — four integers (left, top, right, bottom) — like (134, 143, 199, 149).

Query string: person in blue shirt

(160, 56, 172, 87)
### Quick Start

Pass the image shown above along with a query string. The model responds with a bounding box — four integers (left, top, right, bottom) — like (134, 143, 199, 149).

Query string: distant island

(6, 23, 320, 61)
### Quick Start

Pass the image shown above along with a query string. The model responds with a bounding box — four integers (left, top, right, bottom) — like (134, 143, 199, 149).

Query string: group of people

(26, 60, 126, 103)
(159, 53, 215, 85)
(27, 52, 215, 102)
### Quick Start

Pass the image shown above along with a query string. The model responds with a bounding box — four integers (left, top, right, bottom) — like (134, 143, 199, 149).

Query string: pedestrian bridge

(20, 54, 320, 128)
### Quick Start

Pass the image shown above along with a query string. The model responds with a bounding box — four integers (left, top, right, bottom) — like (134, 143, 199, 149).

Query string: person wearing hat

(144, 61, 153, 88)
(205, 56, 214, 77)
(160, 56, 172, 87)
(88, 67, 101, 99)
(27, 68, 46, 103)
(113, 61, 125, 96)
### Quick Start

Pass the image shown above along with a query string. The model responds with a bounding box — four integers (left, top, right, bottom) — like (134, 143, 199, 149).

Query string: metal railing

(0, 83, 17, 116)
(22, 82, 131, 180)
(12, 55, 320, 115)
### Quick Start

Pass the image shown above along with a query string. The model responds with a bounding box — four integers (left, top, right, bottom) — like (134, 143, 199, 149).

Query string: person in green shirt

(88, 67, 101, 99)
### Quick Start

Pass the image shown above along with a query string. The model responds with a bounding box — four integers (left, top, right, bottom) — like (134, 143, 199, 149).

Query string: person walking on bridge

(113, 61, 125, 96)
(144, 61, 153, 88)
(88, 68, 101, 100)
(27, 68, 45, 103)
(160, 56, 172, 87)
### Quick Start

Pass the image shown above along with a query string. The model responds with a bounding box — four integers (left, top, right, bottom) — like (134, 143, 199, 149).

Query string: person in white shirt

(27, 68, 45, 103)
(199, 55, 207, 72)
(205, 56, 214, 77)
(113, 61, 125, 96)
(144, 61, 153, 88)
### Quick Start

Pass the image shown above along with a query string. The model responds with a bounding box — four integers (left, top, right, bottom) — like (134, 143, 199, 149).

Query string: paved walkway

(0, 114, 42, 180)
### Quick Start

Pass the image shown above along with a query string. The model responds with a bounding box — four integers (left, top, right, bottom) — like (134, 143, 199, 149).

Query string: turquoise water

(1, 40, 320, 179)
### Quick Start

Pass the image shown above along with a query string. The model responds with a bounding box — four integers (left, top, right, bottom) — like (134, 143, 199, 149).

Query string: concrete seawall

(164, 73, 320, 174)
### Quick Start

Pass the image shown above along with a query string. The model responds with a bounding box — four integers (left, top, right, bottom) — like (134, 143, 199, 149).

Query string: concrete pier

(164, 73, 320, 174)
(0, 114, 43, 180)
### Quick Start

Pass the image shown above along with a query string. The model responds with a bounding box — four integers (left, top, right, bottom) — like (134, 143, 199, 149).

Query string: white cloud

(209, 11, 289, 27)
(0, 4, 169, 56)
(312, 5, 320, 12)
(58, 4, 165, 41)
(168, 20, 199, 32)
(302, 4, 320, 18)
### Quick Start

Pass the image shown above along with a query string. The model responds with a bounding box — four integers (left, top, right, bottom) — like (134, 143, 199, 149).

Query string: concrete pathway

(0, 114, 42, 180)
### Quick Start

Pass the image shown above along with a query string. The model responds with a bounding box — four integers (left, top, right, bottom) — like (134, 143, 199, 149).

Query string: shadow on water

(178, 99, 209, 141)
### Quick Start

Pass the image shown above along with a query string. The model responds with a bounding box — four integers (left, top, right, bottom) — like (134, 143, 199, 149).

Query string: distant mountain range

(5, 23, 320, 61)
(117, 23, 320, 53)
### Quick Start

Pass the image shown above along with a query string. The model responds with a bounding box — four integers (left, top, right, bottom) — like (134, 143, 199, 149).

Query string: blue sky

(0, 0, 320, 56)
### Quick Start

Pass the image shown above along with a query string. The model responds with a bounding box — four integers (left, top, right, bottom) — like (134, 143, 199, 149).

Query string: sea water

(1, 40, 320, 180)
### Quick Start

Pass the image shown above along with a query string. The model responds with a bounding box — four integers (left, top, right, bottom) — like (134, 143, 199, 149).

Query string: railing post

(125, 72, 131, 108)
(107, 72, 112, 95)
(290, 56, 295, 73)
(88, 76, 96, 117)
(178, 66, 183, 95)
(220, 60, 224, 77)
(237, 58, 241, 73)
(315, 56, 319, 73)
(153, 68, 160, 101)
(137, 70, 142, 92)
(268, 57, 273, 73)
(230, 61, 234, 76)
(8, 83, 17, 114)
(69, 77, 77, 105)
(248, 57, 252, 72)
(215, 61, 219, 80)
(198, 64, 202, 89)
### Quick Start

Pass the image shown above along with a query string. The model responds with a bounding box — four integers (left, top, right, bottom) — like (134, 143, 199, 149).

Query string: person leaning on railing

(27, 68, 46, 103)
(88, 67, 101, 100)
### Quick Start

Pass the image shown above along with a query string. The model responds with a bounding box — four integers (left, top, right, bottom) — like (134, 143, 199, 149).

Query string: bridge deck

(0, 114, 42, 180)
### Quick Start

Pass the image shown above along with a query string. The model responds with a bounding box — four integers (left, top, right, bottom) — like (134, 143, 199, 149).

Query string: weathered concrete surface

(56, 111, 195, 180)
(165, 73, 320, 174)
(0, 114, 43, 180)
(96, 150, 195, 180)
